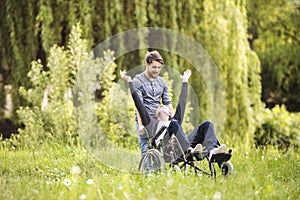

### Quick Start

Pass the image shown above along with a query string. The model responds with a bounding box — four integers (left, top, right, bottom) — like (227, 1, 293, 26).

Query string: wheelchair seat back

(151, 127, 185, 163)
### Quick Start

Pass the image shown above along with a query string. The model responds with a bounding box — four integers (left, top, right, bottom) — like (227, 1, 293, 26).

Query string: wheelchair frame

(138, 126, 234, 178)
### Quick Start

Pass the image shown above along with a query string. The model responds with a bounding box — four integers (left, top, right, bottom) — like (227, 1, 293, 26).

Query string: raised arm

(120, 70, 151, 126)
(173, 70, 191, 124)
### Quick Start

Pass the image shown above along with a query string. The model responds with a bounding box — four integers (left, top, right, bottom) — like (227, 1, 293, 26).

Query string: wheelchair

(138, 126, 234, 178)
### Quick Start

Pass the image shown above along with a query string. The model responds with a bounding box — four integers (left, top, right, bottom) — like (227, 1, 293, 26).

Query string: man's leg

(136, 119, 149, 156)
(139, 137, 149, 156)
(187, 121, 220, 151)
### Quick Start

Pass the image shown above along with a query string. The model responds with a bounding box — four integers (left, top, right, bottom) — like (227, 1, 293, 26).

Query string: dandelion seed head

(63, 178, 72, 186)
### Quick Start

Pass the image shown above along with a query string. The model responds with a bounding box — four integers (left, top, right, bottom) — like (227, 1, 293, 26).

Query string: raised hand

(180, 69, 192, 82)
(120, 70, 132, 82)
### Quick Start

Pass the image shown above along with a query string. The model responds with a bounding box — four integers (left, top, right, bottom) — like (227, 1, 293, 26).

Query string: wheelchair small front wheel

(172, 165, 181, 173)
(221, 161, 234, 176)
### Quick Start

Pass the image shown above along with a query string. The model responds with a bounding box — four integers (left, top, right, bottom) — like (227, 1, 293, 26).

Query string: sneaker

(217, 144, 227, 153)
(209, 144, 227, 161)
(191, 144, 203, 153)
(184, 144, 204, 161)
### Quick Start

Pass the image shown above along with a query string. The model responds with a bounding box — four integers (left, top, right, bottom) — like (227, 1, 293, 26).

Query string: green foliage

(254, 105, 300, 150)
(95, 83, 138, 149)
(247, 0, 300, 111)
(93, 50, 137, 149)
(1, 0, 298, 152)
(36, 0, 55, 54)
(199, 0, 262, 146)
(73, 44, 139, 150)
(0, 0, 40, 120)
(162, 72, 195, 133)
(14, 23, 138, 150)
(15, 23, 90, 147)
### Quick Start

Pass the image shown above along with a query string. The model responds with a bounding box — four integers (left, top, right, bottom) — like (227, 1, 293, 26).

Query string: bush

(12, 23, 120, 148)
(95, 83, 138, 149)
(254, 105, 300, 150)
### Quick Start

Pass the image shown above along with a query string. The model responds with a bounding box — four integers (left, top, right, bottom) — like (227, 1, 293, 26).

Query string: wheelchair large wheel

(138, 149, 166, 174)
(221, 161, 234, 176)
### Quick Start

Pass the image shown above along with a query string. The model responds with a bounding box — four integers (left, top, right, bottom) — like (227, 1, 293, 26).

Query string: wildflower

(86, 179, 94, 185)
(63, 178, 72, 186)
(79, 194, 87, 200)
(32, 189, 39, 194)
(213, 191, 221, 200)
(71, 165, 81, 175)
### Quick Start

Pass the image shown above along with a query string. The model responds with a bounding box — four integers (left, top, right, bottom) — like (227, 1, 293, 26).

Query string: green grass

(0, 142, 299, 200)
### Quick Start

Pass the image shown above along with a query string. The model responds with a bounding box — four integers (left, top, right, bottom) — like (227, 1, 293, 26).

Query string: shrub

(95, 83, 137, 149)
(254, 105, 300, 150)
(13, 23, 121, 148)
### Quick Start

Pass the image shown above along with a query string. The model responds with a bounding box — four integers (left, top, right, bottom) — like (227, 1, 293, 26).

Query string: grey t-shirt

(129, 81, 188, 139)
(132, 72, 171, 117)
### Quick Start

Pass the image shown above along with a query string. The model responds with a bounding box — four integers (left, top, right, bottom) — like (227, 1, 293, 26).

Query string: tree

(247, 0, 300, 112)
(1, 0, 266, 148)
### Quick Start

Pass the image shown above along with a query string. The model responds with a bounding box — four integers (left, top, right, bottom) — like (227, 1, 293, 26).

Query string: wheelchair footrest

(192, 150, 209, 161)
(210, 152, 232, 164)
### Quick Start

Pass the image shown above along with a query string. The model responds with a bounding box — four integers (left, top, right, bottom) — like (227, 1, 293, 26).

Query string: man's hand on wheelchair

(139, 125, 145, 135)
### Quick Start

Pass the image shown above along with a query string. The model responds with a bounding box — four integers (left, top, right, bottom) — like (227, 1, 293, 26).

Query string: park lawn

(0, 142, 299, 200)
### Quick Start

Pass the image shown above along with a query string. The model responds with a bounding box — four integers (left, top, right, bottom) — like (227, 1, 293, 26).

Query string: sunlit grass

(0, 142, 299, 200)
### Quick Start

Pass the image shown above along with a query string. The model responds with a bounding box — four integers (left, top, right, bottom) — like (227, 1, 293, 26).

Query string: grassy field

(0, 142, 299, 200)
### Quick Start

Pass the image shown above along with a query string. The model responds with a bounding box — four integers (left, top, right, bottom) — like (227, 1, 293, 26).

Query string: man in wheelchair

(120, 69, 232, 174)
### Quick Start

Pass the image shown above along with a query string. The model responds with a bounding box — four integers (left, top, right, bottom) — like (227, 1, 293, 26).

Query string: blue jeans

(135, 120, 149, 156)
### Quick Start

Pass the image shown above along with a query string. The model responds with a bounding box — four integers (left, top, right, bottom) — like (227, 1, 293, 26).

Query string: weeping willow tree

(1, 0, 263, 147)
(0, 0, 40, 121)
(199, 0, 262, 146)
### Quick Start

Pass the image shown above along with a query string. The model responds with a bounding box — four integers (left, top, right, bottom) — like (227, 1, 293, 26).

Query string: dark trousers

(168, 120, 220, 152)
